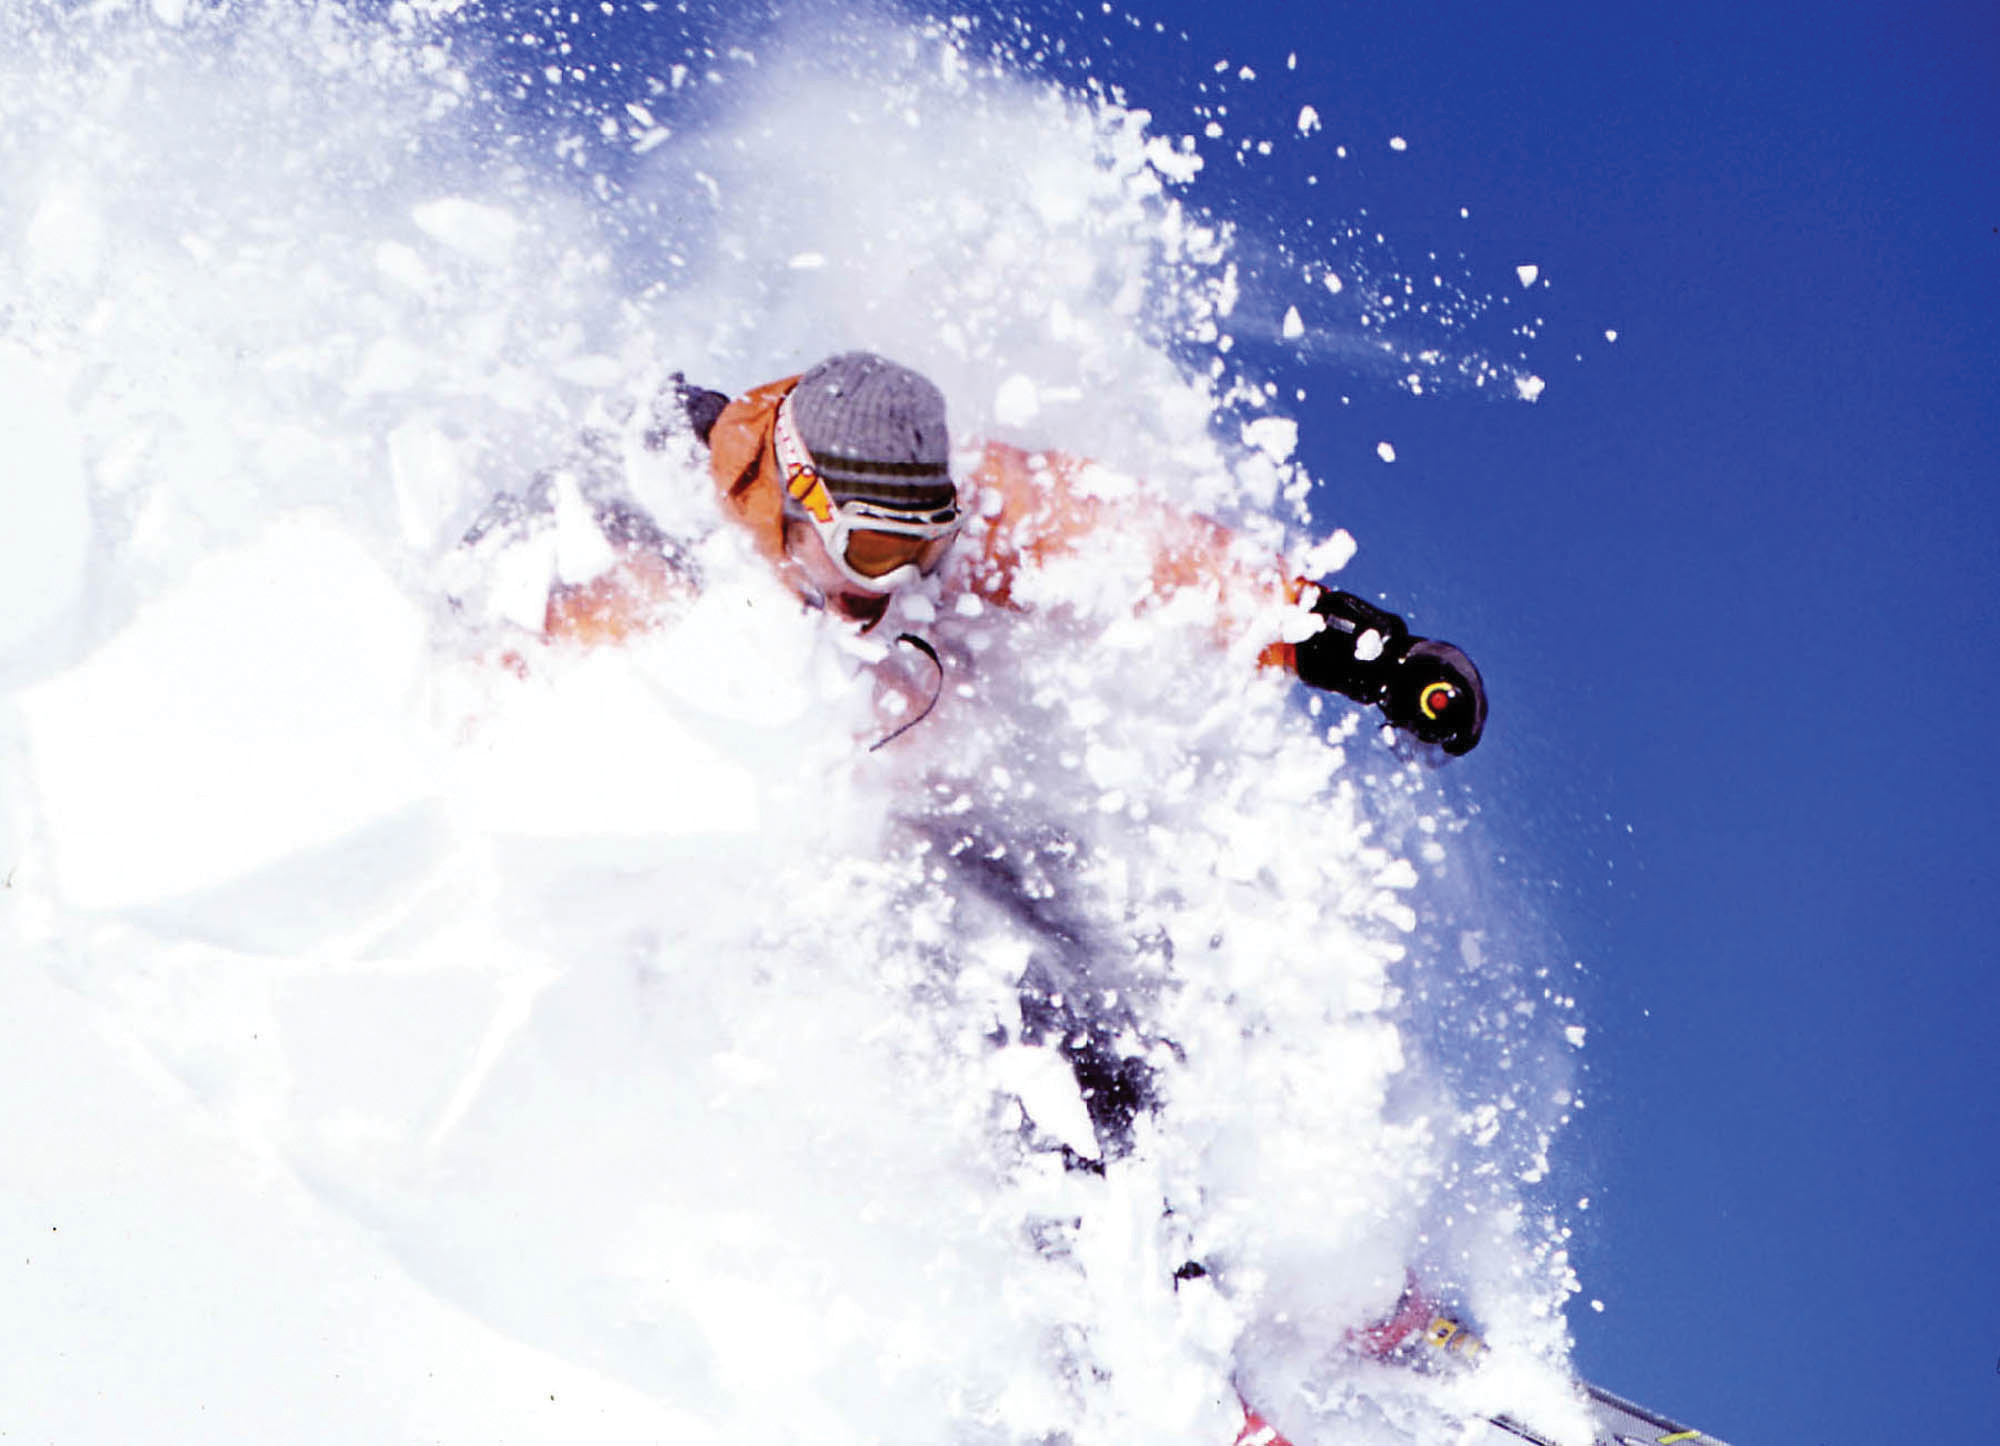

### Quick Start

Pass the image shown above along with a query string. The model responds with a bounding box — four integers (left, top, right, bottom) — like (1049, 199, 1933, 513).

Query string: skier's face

(781, 515, 893, 628)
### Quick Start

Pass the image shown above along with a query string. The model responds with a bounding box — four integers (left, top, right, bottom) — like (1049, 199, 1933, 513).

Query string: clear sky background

(475, 1, 1997, 1440)
(894, 3, 1999, 1441)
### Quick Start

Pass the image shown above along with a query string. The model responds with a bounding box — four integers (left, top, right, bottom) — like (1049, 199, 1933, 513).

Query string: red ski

(1233, 1282, 1733, 1446)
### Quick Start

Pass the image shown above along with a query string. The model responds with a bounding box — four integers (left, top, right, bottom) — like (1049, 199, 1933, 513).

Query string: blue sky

(469, 0, 1998, 1438)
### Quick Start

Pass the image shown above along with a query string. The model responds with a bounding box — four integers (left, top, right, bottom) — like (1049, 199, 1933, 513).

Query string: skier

(464, 351, 1485, 1159)
(463, 356, 1724, 1446)
(531, 350, 1486, 756)
(658, 360, 1725, 1446)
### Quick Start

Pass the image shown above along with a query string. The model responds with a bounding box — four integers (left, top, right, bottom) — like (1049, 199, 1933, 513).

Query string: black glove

(1382, 638, 1486, 756)
(648, 373, 732, 450)
(1292, 588, 1409, 702)
(1293, 588, 1487, 755)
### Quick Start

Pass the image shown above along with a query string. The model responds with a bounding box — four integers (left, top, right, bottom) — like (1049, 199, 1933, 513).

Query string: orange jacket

(548, 374, 1306, 670)
(704, 374, 806, 571)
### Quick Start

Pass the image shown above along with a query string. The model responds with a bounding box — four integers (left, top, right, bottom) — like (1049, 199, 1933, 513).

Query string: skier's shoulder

(656, 373, 732, 449)
(645, 371, 795, 460)
(700, 373, 802, 505)
(708, 373, 799, 445)
(965, 439, 1103, 533)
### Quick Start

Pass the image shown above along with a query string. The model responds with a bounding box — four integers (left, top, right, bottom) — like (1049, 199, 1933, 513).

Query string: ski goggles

(774, 394, 960, 594)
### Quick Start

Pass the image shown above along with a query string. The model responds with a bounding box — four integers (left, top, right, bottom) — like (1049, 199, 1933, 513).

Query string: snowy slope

(0, 5, 1587, 1443)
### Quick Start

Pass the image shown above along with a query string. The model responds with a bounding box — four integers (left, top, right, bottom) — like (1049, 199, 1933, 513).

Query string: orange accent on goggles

(786, 464, 836, 523)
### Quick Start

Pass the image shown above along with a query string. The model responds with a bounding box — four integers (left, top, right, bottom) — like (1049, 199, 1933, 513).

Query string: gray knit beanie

(791, 352, 954, 512)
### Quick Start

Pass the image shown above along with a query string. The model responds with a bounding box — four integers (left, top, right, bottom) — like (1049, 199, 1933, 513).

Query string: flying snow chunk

(1301, 528, 1357, 577)
(18, 516, 435, 910)
(388, 421, 464, 548)
(624, 101, 672, 153)
(1242, 416, 1298, 463)
(1516, 263, 1540, 288)
(1323, 271, 1344, 295)
(25, 187, 104, 285)
(550, 471, 618, 584)
(1605, 329, 1620, 343)
(994, 374, 1040, 427)
(556, 355, 622, 388)
(1376, 441, 1397, 463)
(411, 197, 520, 268)
(991, 1046, 1100, 1160)
(1373, 859, 1420, 890)
(374, 241, 435, 293)
(1389, 136, 1409, 151)
(787, 252, 827, 270)
(0, 348, 91, 671)
(1297, 105, 1321, 135)
(1145, 134, 1204, 184)
(1514, 374, 1547, 402)
(447, 653, 757, 840)
(1281, 305, 1305, 339)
